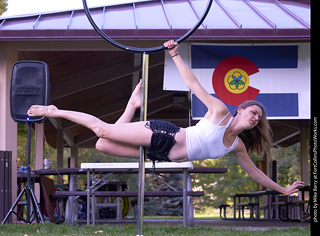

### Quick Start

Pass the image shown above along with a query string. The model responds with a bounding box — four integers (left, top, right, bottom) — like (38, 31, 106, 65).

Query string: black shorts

(145, 120, 180, 165)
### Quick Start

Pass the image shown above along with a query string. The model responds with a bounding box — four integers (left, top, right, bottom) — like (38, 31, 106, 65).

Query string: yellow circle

(224, 68, 250, 94)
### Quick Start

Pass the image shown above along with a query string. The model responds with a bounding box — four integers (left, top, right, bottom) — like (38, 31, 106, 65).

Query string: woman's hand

(282, 181, 305, 195)
(164, 40, 179, 57)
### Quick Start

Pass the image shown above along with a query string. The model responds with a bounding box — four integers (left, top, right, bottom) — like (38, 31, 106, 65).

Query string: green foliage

(0, 0, 7, 16)
(17, 123, 58, 169)
(144, 173, 184, 216)
(271, 143, 308, 187)
(191, 153, 259, 209)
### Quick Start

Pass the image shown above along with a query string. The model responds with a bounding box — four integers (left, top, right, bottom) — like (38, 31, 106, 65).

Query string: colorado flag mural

(163, 43, 310, 120)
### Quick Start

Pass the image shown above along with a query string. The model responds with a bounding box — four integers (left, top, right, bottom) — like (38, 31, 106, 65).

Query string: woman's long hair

(233, 100, 273, 155)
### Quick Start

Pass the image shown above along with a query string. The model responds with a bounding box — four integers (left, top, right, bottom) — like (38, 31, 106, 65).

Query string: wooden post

(300, 120, 310, 185)
(0, 43, 18, 219)
(34, 123, 44, 202)
(56, 128, 64, 185)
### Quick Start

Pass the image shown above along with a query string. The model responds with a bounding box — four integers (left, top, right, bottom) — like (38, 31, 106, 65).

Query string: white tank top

(186, 113, 239, 161)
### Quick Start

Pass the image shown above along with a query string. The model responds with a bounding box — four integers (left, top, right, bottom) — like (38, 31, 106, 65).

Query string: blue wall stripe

(192, 93, 299, 118)
(191, 45, 298, 69)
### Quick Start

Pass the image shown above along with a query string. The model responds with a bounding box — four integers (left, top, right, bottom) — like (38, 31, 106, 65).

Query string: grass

(144, 208, 227, 221)
(1, 208, 309, 236)
(0, 224, 311, 236)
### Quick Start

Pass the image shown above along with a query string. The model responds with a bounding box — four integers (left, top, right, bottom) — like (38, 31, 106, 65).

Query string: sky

(2, 0, 150, 17)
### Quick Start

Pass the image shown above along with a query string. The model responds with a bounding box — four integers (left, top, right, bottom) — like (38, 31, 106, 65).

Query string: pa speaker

(10, 61, 50, 123)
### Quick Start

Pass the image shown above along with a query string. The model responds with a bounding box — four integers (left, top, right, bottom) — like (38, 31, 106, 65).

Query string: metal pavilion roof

(0, 0, 310, 41)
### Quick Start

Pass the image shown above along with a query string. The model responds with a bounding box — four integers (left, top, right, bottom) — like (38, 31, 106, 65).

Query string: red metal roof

(0, 0, 310, 41)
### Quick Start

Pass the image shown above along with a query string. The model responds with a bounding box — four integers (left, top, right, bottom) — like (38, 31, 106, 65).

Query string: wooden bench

(217, 204, 230, 220)
(51, 190, 204, 224)
(51, 190, 204, 199)
(224, 187, 310, 221)
(217, 201, 259, 220)
(35, 167, 228, 175)
(272, 200, 309, 221)
(236, 202, 259, 220)
(227, 192, 268, 220)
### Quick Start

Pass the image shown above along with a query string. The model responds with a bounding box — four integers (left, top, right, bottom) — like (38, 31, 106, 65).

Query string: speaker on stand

(2, 61, 50, 224)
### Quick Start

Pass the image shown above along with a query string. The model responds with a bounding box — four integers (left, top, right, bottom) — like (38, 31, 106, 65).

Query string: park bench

(51, 190, 204, 198)
(218, 186, 310, 221)
(217, 204, 230, 220)
(272, 199, 310, 221)
(51, 190, 204, 223)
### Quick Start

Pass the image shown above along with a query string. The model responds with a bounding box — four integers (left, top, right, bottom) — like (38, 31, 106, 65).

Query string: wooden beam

(62, 85, 173, 131)
(300, 120, 309, 185)
(35, 123, 44, 170)
(51, 55, 164, 102)
(48, 117, 74, 146)
(70, 145, 78, 168)
(273, 126, 300, 145)
(72, 92, 185, 146)
(51, 58, 134, 101)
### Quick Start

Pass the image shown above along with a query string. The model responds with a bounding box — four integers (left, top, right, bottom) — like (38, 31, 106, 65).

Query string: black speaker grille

(10, 61, 50, 123)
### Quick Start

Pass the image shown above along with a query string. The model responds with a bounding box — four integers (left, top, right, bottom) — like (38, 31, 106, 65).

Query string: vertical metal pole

(137, 52, 149, 236)
(187, 173, 194, 226)
(26, 122, 32, 223)
(86, 170, 90, 225)
(183, 168, 187, 226)
(92, 169, 95, 226)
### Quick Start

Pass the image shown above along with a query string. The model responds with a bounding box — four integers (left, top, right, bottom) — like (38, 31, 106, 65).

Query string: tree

(271, 143, 306, 186)
(191, 153, 259, 210)
(0, 0, 8, 16)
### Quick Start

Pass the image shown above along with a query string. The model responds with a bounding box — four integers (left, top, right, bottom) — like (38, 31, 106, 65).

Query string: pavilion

(0, 0, 310, 206)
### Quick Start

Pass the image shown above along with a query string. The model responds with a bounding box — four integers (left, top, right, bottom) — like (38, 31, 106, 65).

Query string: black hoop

(82, 0, 213, 53)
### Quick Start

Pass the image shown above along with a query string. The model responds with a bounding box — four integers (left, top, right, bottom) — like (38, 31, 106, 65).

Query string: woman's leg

(28, 104, 189, 160)
(27, 105, 152, 147)
(115, 79, 141, 124)
(95, 80, 142, 156)
(95, 139, 140, 158)
(27, 81, 150, 157)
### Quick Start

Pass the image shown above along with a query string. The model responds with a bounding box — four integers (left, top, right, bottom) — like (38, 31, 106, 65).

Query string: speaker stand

(1, 122, 45, 224)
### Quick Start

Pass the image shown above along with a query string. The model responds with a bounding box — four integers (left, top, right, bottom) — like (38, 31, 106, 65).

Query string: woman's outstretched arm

(164, 40, 227, 115)
(233, 140, 304, 195)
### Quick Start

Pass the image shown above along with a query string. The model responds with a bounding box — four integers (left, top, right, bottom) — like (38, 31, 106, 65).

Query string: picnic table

(81, 162, 195, 226)
(219, 186, 310, 221)
(36, 163, 227, 226)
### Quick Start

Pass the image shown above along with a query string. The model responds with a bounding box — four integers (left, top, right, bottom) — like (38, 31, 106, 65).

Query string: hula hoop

(82, 0, 213, 53)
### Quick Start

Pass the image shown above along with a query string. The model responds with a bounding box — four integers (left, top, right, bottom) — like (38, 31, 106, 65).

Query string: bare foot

(128, 80, 142, 109)
(27, 105, 57, 117)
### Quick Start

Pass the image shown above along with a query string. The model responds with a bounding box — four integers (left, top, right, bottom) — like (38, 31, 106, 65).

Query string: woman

(27, 40, 304, 195)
